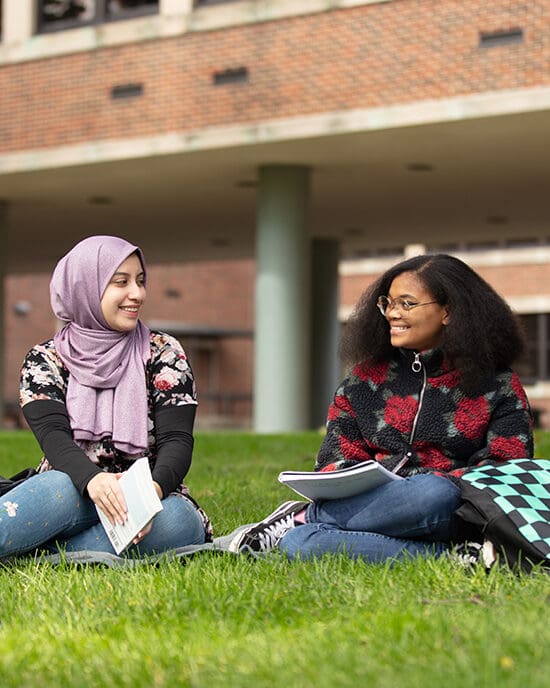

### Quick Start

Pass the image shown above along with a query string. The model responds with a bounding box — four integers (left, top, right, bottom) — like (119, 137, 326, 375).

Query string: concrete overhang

(2, 85, 550, 273)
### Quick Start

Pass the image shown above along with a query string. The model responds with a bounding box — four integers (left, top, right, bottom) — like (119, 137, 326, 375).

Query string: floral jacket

(19, 331, 212, 538)
(316, 348, 533, 480)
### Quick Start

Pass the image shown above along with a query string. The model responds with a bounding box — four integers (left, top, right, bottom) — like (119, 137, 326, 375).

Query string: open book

(278, 460, 403, 501)
(96, 457, 163, 555)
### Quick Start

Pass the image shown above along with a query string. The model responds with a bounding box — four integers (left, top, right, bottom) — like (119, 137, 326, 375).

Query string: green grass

(1, 430, 550, 687)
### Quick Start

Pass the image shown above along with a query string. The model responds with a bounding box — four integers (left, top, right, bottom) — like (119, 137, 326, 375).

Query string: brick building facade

(1, 2, 548, 153)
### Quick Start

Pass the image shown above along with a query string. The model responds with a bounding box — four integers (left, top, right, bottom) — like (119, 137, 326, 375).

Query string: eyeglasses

(377, 295, 439, 315)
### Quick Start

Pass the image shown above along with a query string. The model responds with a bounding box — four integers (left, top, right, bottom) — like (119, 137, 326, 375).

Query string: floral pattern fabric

(20, 331, 212, 539)
(316, 348, 533, 481)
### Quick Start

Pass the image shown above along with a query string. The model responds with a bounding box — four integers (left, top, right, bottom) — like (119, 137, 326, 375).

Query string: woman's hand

(131, 482, 163, 545)
(132, 520, 153, 546)
(153, 481, 163, 500)
(87, 472, 128, 526)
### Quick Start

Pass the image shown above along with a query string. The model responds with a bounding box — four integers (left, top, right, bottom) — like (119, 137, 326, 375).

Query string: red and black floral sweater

(315, 348, 533, 480)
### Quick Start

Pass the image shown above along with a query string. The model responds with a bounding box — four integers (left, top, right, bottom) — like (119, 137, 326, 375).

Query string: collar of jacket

(397, 347, 450, 376)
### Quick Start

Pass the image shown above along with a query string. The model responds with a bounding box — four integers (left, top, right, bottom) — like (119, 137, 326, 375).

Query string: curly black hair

(339, 253, 525, 391)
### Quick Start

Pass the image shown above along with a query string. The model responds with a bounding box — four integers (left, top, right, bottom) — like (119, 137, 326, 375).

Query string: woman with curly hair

(229, 253, 533, 564)
(1, 235, 211, 560)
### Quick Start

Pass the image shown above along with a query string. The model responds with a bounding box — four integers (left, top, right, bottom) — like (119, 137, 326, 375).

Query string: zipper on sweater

(392, 353, 427, 474)
(409, 356, 427, 444)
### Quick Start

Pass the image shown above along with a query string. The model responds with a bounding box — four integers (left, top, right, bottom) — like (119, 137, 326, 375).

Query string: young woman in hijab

(0, 235, 211, 559)
(229, 253, 533, 565)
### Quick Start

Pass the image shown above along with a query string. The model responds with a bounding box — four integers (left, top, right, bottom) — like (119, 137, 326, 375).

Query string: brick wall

(342, 261, 550, 308)
(4, 273, 54, 398)
(1, 0, 548, 153)
(3, 259, 255, 427)
(141, 260, 254, 328)
(474, 264, 550, 298)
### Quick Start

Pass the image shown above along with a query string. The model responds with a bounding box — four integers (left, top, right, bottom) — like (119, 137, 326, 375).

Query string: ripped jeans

(0, 470, 206, 559)
(279, 473, 461, 563)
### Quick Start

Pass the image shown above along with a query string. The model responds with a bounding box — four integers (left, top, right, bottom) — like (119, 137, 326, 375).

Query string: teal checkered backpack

(453, 459, 550, 572)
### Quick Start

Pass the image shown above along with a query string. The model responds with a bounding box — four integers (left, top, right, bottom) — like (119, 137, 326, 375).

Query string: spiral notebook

(278, 460, 403, 501)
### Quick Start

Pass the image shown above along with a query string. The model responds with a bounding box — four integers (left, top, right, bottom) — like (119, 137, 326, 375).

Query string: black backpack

(0, 468, 37, 497)
(453, 459, 550, 572)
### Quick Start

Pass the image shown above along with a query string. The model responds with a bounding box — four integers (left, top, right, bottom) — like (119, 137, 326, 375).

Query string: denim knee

(4, 469, 77, 507)
(414, 474, 461, 508)
(279, 521, 450, 563)
(127, 495, 206, 555)
(309, 473, 461, 538)
(0, 470, 98, 557)
(279, 523, 328, 561)
(21, 470, 84, 512)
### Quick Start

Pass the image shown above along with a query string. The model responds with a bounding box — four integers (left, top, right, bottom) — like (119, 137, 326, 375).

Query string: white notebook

(278, 460, 403, 501)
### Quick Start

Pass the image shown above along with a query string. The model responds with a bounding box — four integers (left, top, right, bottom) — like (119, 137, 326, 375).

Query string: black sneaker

(450, 540, 496, 571)
(228, 500, 308, 554)
(450, 541, 483, 567)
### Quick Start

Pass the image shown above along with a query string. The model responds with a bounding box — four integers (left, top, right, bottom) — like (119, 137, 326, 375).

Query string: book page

(96, 457, 163, 555)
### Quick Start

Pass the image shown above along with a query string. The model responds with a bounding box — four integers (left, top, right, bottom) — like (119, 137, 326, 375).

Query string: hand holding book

(96, 457, 163, 554)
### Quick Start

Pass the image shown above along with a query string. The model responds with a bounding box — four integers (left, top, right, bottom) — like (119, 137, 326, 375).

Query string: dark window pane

(516, 313, 549, 383)
(38, 0, 158, 32)
(106, 0, 158, 17)
(40, 0, 95, 26)
(521, 314, 538, 340)
(515, 359, 536, 384)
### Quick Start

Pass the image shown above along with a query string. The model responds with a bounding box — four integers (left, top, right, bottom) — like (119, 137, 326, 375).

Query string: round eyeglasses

(377, 295, 439, 315)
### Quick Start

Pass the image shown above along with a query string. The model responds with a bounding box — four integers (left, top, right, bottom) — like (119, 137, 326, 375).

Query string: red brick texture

(141, 260, 254, 329)
(1, 0, 549, 153)
(3, 259, 255, 427)
(341, 261, 550, 308)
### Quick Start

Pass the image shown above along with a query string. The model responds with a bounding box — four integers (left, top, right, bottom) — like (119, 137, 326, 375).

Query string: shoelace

(451, 542, 482, 566)
(255, 514, 296, 551)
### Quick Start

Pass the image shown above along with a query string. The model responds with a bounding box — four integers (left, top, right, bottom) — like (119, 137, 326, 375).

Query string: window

(516, 314, 550, 384)
(37, 0, 158, 33)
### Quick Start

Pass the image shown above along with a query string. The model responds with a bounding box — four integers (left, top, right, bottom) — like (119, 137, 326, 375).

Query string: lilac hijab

(50, 235, 151, 455)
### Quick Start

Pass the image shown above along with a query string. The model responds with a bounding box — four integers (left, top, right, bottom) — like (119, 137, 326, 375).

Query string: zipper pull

(411, 353, 422, 373)
(392, 452, 412, 474)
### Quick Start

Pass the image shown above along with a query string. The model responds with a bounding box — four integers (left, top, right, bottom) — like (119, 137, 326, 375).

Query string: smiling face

(384, 271, 449, 351)
(100, 253, 146, 332)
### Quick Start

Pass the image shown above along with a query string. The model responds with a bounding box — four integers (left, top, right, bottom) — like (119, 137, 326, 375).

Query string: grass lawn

(2, 430, 550, 687)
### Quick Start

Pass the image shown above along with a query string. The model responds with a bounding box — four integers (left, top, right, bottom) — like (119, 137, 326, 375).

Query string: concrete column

(0, 202, 6, 427)
(2, 0, 35, 44)
(160, 0, 194, 15)
(310, 238, 340, 428)
(254, 165, 311, 432)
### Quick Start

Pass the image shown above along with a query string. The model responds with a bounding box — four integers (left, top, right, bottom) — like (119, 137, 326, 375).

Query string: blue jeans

(0, 470, 206, 559)
(279, 474, 461, 563)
